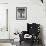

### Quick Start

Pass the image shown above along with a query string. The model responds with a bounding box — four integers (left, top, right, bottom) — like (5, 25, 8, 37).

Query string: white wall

(0, 4, 9, 39)
(0, 0, 8, 3)
(0, 0, 46, 46)
(0, 0, 13, 46)
(9, 0, 46, 46)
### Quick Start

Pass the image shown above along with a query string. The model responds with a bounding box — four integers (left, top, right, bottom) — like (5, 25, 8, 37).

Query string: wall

(8, 0, 45, 45)
(9, 0, 46, 46)
(0, 0, 12, 46)
(0, 4, 9, 39)
(0, 0, 8, 3)
(0, 1, 13, 46)
(0, 0, 46, 46)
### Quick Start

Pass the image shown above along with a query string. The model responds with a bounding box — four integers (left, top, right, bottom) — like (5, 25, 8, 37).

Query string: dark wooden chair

(19, 23, 40, 46)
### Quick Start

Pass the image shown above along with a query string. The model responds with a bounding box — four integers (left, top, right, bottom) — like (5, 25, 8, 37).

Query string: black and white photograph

(16, 7, 27, 20)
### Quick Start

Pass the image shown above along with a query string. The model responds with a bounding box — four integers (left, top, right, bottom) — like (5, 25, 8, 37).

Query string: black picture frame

(16, 7, 27, 20)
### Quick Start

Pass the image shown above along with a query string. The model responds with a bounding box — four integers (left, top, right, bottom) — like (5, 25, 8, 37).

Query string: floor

(19, 41, 43, 46)
(0, 41, 43, 46)
(0, 43, 13, 46)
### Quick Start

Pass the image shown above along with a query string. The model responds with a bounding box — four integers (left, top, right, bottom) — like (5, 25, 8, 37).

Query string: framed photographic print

(16, 7, 27, 20)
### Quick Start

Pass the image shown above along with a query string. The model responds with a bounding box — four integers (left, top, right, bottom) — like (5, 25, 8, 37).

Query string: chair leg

(30, 42, 34, 46)
(30, 39, 34, 46)
(20, 41, 21, 45)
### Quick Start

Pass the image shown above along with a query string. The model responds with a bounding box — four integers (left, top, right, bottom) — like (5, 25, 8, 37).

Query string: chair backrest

(27, 23, 40, 35)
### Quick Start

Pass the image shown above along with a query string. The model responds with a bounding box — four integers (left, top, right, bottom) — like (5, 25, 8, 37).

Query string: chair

(19, 23, 40, 46)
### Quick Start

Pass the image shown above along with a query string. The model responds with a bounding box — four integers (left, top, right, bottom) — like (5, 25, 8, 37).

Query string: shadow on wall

(40, 25, 45, 46)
